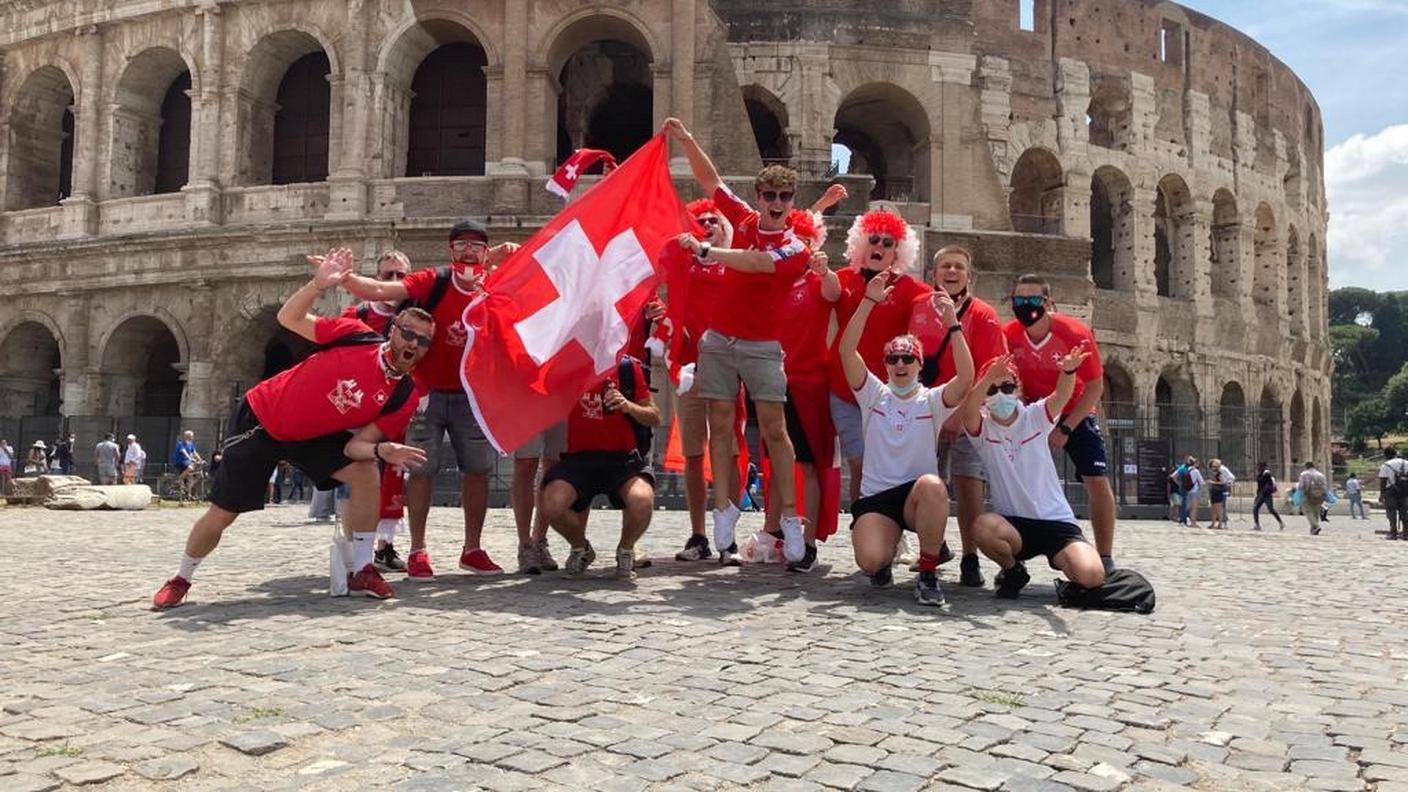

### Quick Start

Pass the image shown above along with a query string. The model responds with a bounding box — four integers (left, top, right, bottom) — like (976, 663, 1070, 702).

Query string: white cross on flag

(460, 135, 687, 453)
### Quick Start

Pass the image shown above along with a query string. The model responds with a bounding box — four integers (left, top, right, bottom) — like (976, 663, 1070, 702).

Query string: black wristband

(1062, 367, 1078, 375)
(372, 442, 384, 463)
(946, 324, 962, 334)
(1057, 423, 1074, 436)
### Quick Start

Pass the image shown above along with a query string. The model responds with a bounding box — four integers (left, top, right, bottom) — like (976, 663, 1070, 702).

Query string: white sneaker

(713, 503, 741, 555)
(780, 515, 806, 563)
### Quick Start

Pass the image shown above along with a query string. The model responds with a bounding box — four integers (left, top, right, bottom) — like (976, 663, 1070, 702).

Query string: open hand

(381, 443, 427, 468)
(931, 289, 958, 326)
(809, 251, 830, 274)
(1059, 340, 1092, 374)
(486, 242, 520, 269)
(864, 273, 893, 304)
(313, 247, 353, 289)
(662, 117, 692, 141)
(981, 353, 1015, 386)
(676, 232, 702, 254)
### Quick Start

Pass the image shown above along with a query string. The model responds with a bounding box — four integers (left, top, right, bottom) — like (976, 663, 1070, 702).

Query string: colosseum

(0, 0, 1329, 501)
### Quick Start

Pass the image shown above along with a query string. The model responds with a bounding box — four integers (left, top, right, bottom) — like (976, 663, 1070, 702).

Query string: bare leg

(973, 512, 1023, 570)
(542, 480, 586, 547)
(706, 399, 737, 511)
(511, 457, 539, 547)
(405, 475, 432, 552)
(754, 402, 795, 517)
(953, 475, 984, 555)
(530, 455, 558, 544)
(800, 463, 820, 545)
(847, 458, 863, 502)
(618, 477, 655, 550)
(182, 505, 240, 559)
(1083, 475, 1116, 556)
(684, 455, 707, 536)
(851, 514, 902, 575)
(1053, 541, 1106, 588)
(461, 472, 489, 550)
(904, 475, 949, 561)
(333, 460, 381, 539)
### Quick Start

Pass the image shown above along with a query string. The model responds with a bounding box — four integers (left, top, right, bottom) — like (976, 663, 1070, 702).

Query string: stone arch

(1218, 381, 1248, 473)
(379, 18, 491, 178)
(1090, 166, 1134, 290)
(1257, 383, 1284, 477)
(0, 320, 62, 416)
(1086, 75, 1131, 150)
(545, 13, 657, 166)
(99, 315, 186, 417)
(1009, 147, 1064, 235)
(1102, 359, 1137, 422)
(1312, 397, 1324, 467)
(222, 306, 316, 393)
(833, 82, 931, 202)
(5, 65, 76, 210)
(1306, 232, 1322, 337)
(1210, 188, 1239, 299)
(108, 46, 192, 198)
(1286, 224, 1303, 328)
(1252, 202, 1278, 307)
(1155, 367, 1200, 441)
(742, 84, 790, 163)
(1153, 174, 1195, 299)
(1289, 388, 1307, 467)
(237, 30, 334, 186)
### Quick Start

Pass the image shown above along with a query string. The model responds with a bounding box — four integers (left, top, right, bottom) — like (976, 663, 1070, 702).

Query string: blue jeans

(1349, 493, 1365, 519)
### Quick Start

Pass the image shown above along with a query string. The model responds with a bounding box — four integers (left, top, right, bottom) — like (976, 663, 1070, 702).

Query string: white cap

(126, 434, 137, 441)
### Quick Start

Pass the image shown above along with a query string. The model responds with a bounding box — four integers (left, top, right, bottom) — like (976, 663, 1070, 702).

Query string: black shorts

(1007, 515, 1089, 566)
(543, 450, 654, 513)
(1063, 415, 1108, 480)
(783, 391, 815, 464)
(850, 481, 916, 532)
(1208, 488, 1228, 504)
(208, 399, 357, 514)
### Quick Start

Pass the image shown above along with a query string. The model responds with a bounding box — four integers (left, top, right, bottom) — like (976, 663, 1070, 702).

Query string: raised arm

(961, 353, 1012, 435)
(841, 276, 890, 391)
(1045, 341, 1092, 419)
(278, 248, 353, 342)
(930, 290, 973, 407)
(662, 118, 722, 196)
(810, 183, 847, 214)
(341, 269, 410, 303)
(675, 233, 776, 273)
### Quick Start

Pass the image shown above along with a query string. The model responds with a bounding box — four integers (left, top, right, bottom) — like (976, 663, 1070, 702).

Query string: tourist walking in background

(1252, 461, 1284, 531)
(1207, 458, 1232, 530)
(1380, 448, 1408, 539)
(1344, 473, 1366, 519)
(0, 437, 13, 496)
(25, 441, 47, 475)
(1297, 461, 1329, 535)
(123, 434, 146, 484)
(55, 433, 74, 475)
(94, 433, 120, 485)
(1183, 457, 1204, 529)
(1168, 458, 1191, 525)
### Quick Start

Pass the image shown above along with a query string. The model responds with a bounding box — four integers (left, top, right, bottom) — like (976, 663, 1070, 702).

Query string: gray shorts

(513, 421, 567, 461)
(696, 330, 787, 403)
(830, 393, 864, 461)
(406, 390, 496, 477)
(938, 433, 986, 482)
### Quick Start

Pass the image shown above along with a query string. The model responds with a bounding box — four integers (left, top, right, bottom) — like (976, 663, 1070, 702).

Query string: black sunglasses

(395, 324, 433, 348)
(885, 354, 917, 365)
(760, 190, 795, 203)
(697, 216, 720, 227)
(868, 235, 896, 248)
(378, 270, 407, 281)
(986, 382, 1018, 396)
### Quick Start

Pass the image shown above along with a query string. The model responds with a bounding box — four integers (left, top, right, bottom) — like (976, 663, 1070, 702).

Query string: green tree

(1328, 287, 1381, 326)
(1329, 323, 1380, 405)
(1346, 398, 1396, 449)
(1385, 362, 1408, 430)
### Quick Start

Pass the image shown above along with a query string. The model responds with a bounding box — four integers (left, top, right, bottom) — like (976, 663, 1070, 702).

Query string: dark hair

(449, 217, 488, 243)
(397, 306, 434, 326)
(1012, 273, 1051, 298)
(1388, 447, 1399, 458)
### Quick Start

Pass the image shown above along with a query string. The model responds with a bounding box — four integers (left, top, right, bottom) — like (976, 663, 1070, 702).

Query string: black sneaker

(1100, 555, 1116, 575)
(994, 562, 1030, 599)
(914, 570, 946, 607)
(675, 533, 712, 561)
(959, 554, 985, 587)
(938, 541, 955, 565)
(786, 544, 818, 573)
(869, 565, 893, 589)
(719, 543, 742, 567)
(375, 543, 406, 572)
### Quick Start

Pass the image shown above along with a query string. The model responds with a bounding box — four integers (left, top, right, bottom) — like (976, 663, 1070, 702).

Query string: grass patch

(974, 691, 1025, 709)
(239, 706, 285, 721)
(36, 743, 83, 758)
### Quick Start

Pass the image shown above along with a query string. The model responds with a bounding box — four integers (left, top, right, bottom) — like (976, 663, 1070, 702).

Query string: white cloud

(1326, 124, 1408, 291)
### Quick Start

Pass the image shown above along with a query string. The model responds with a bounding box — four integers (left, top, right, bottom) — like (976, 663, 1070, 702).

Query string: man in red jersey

(663, 117, 812, 566)
(1003, 273, 1118, 573)
(340, 218, 518, 579)
(911, 245, 1009, 588)
(827, 210, 930, 505)
(540, 355, 661, 580)
(151, 249, 431, 609)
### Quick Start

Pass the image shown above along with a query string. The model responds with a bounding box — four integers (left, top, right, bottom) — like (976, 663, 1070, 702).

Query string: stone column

(1062, 166, 1091, 240)
(668, 0, 696, 173)
(326, 0, 368, 218)
(491, 0, 532, 175)
(185, 3, 224, 223)
(1055, 58, 1090, 150)
(61, 25, 103, 236)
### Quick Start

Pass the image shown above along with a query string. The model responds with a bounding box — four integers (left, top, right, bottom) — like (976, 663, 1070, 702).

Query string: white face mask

(986, 392, 1020, 420)
(890, 378, 920, 398)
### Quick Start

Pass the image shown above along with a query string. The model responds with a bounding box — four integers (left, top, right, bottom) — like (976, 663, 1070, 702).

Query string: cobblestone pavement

(2, 503, 1406, 791)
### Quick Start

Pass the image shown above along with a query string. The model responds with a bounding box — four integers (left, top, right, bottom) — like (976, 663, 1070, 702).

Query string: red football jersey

(340, 301, 397, 337)
(564, 358, 650, 454)
(709, 186, 811, 342)
(827, 269, 931, 402)
(910, 294, 1008, 384)
(402, 265, 483, 391)
(246, 318, 420, 441)
(1004, 313, 1104, 413)
(778, 271, 833, 384)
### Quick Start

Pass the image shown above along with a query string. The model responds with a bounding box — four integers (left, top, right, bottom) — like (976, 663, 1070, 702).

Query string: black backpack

(318, 331, 417, 418)
(1054, 568, 1156, 614)
(615, 355, 654, 458)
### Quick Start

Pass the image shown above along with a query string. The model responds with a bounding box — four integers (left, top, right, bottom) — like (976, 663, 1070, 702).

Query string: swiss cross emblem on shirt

(890, 405, 912, 433)
(445, 320, 469, 347)
(373, 389, 388, 406)
(579, 392, 605, 420)
(328, 379, 364, 414)
(1049, 350, 1064, 364)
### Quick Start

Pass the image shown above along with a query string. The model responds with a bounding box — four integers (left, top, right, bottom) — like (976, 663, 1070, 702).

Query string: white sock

(352, 533, 375, 571)
(177, 554, 202, 581)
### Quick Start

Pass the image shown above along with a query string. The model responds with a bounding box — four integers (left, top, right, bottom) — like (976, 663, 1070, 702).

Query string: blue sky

(1182, 0, 1408, 291)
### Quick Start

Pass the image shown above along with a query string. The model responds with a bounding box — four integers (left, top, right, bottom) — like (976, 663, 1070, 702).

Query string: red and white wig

(843, 209, 918, 274)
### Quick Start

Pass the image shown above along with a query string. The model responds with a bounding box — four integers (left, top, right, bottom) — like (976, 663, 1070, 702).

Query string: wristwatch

(698, 241, 711, 260)
(1056, 415, 1074, 436)
(946, 324, 962, 334)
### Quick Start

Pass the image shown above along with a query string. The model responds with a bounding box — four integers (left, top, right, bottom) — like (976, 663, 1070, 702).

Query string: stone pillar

(932, 51, 981, 229)
(60, 25, 103, 237)
(1129, 72, 1157, 150)
(1062, 166, 1091, 240)
(1130, 184, 1159, 299)
(525, 67, 557, 171)
(1184, 90, 1211, 170)
(1055, 58, 1090, 149)
(185, 4, 224, 223)
(491, 0, 532, 175)
(1188, 200, 1214, 318)
(669, 0, 697, 173)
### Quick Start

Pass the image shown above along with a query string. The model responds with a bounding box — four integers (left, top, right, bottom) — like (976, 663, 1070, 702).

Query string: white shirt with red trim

(968, 398, 1075, 523)
(854, 372, 954, 497)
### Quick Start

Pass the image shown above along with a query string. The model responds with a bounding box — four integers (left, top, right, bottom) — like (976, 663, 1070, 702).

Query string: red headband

(883, 335, 923, 358)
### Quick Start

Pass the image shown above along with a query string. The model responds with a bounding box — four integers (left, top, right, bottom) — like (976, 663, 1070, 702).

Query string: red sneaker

(405, 549, 435, 581)
(152, 576, 191, 610)
(458, 548, 503, 574)
(348, 564, 395, 599)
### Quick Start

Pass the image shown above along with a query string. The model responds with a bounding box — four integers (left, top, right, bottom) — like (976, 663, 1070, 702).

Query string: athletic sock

(352, 533, 376, 570)
(177, 554, 202, 581)
(916, 551, 941, 573)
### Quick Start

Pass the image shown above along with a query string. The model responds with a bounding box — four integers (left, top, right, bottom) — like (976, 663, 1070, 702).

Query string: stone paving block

(219, 730, 288, 756)
(804, 760, 875, 790)
(755, 730, 835, 755)
(937, 764, 1009, 790)
(1049, 770, 1122, 792)
(53, 760, 125, 785)
(133, 754, 200, 780)
(6, 774, 60, 792)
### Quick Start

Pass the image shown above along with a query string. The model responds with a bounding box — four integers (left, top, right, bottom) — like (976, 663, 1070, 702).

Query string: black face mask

(861, 267, 883, 283)
(1012, 301, 1047, 327)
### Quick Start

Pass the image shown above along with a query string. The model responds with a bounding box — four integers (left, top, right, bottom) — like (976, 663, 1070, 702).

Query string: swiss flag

(460, 136, 689, 453)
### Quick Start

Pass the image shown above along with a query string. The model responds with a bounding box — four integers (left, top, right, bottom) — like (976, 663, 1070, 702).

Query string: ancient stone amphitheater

(0, 0, 1328, 489)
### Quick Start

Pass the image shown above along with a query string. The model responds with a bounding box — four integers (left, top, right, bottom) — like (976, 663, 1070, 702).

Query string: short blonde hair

(754, 165, 798, 192)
